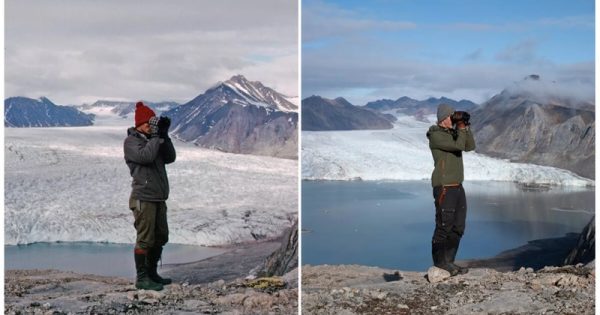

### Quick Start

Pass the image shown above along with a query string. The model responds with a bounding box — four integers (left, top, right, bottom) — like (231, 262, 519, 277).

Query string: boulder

(427, 266, 451, 283)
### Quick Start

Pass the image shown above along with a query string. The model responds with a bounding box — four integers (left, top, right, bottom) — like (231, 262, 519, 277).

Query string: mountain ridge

(301, 95, 394, 131)
(364, 96, 478, 119)
(471, 75, 595, 179)
(164, 75, 298, 159)
(77, 100, 180, 118)
(5, 96, 94, 127)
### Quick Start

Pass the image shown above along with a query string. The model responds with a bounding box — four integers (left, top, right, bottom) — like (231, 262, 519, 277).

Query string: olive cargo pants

(129, 197, 169, 250)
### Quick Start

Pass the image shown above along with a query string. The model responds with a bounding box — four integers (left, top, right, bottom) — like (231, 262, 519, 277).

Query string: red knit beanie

(135, 101, 156, 127)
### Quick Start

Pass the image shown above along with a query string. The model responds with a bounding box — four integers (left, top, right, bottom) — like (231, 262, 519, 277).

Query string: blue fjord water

(5, 242, 227, 277)
(302, 180, 594, 271)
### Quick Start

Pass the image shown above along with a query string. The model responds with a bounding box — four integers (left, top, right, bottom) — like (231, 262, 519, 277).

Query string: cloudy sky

(5, 0, 298, 104)
(303, 0, 594, 105)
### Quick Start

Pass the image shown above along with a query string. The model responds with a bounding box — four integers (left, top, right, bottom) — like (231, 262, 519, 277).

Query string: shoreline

(301, 178, 595, 188)
(5, 236, 286, 281)
(161, 239, 283, 285)
(5, 232, 286, 248)
(302, 218, 594, 314)
(462, 232, 581, 272)
(5, 236, 297, 314)
(301, 232, 585, 273)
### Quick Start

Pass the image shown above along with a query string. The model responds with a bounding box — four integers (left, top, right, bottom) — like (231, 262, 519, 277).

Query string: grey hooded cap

(437, 103, 455, 122)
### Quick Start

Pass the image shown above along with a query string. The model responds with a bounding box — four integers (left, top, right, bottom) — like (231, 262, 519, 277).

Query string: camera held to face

(451, 111, 471, 126)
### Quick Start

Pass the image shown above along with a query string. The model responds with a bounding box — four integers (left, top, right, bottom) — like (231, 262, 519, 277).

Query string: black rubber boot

(135, 251, 164, 291)
(446, 237, 468, 275)
(432, 242, 459, 276)
(148, 247, 172, 285)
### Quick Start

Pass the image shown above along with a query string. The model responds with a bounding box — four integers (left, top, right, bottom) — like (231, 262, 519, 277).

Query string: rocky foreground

(6, 223, 300, 315)
(302, 263, 594, 315)
(6, 268, 297, 315)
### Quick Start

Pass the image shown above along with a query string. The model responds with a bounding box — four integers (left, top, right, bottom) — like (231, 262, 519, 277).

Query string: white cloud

(302, 1, 415, 42)
(505, 72, 595, 105)
(5, 0, 298, 104)
(303, 42, 594, 105)
(301, 3, 594, 105)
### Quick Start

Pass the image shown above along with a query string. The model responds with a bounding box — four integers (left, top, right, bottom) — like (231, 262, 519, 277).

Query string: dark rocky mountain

(364, 98, 405, 111)
(471, 75, 595, 179)
(164, 75, 298, 159)
(77, 100, 179, 117)
(365, 96, 478, 119)
(257, 220, 298, 277)
(302, 96, 394, 131)
(564, 216, 594, 266)
(5, 97, 94, 127)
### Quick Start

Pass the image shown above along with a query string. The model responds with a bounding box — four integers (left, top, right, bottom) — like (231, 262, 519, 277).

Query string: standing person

(426, 103, 475, 276)
(124, 102, 176, 290)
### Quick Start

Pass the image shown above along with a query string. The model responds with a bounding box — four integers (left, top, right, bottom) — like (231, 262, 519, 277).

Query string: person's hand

(148, 116, 160, 136)
(158, 116, 171, 130)
(456, 121, 467, 130)
(158, 116, 171, 138)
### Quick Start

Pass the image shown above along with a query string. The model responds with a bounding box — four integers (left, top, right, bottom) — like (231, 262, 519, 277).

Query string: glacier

(5, 112, 297, 246)
(302, 115, 593, 186)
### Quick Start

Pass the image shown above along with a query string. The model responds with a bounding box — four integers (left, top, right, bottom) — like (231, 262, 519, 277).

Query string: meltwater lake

(5, 242, 227, 277)
(302, 180, 594, 271)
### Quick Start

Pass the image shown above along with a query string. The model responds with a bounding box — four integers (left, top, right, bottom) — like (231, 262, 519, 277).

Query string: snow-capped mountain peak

(219, 75, 297, 112)
(163, 75, 298, 158)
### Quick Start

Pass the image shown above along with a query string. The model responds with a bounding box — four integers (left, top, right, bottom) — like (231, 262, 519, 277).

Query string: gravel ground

(302, 263, 594, 315)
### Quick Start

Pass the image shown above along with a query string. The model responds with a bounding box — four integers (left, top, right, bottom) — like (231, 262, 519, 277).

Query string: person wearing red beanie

(124, 101, 176, 291)
(135, 101, 156, 127)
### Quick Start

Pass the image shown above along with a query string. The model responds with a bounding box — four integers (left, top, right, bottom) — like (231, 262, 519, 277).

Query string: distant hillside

(5, 97, 93, 127)
(76, 100, 179, 118)
(365, 96, 478, 121)
(302, 96, 394, 131)
(471, 75, 595, 179)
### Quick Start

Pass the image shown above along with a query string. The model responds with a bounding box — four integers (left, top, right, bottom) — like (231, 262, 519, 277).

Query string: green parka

(426, 125, 475, 187)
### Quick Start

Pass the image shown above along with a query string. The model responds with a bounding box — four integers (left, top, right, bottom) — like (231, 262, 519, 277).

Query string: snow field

(5, 119, 297, 245)
(302, 115, 593, 186)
